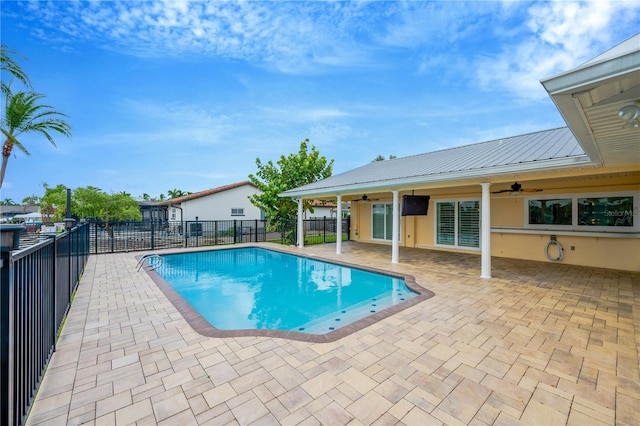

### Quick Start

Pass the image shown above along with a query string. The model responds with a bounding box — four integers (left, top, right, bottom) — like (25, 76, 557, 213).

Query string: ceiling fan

(491, 182, 542, 194)
(352, 194, 379, 202)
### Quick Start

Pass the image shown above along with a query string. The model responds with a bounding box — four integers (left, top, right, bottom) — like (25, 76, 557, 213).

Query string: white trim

(391, 191, 399, 264)
(480, 183, 491, 279)
(433, 198, 482, 252)
(297, 199, 304, 248)
(523, 191, 639, 233)
(492, 227, 640, 239)
(336, 195, 342, 255)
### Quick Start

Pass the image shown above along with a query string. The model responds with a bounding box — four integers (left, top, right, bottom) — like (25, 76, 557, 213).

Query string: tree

(1, 44, 32, 94)
(167, 189, 189, 199)
(105, 192, 141, 223)
(373, 154, 396, 162)
(74, 186, 108, 219)
(21, 194, 39, 213)
(0, 198, 17, 205)
(39, 184, 142, 224)
(21, 194, 39, 206)
(1, 44, 72, 188)
(39, 183, 68, 222)
(1, 88, 72, 188)
(248, 139, 334, 238)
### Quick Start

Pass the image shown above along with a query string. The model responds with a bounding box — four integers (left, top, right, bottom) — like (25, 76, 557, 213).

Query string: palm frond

(0, 44, 32, 88)
(1, 89, 72, 155)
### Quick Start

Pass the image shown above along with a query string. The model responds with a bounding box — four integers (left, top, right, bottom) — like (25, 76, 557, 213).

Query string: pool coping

(139, 244, 435, 343)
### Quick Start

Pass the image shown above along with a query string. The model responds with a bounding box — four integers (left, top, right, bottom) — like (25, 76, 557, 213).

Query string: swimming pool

(145, 246, 433, 341)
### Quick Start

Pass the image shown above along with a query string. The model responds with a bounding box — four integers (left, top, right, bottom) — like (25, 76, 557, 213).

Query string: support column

(391, 190, 399, 264)
(480, 183, 492, 279)
(297, 198, 304, 248)
(336, 195, 342, 254)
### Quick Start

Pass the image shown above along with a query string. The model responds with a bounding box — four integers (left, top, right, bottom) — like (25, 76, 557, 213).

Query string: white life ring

(544, 239, 563, 262)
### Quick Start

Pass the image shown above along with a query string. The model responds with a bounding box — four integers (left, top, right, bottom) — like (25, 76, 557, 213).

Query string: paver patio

(25, 242, 640, 425)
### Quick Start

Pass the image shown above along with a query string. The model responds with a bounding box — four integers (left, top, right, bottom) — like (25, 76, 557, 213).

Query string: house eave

(280, 155, 596, 199)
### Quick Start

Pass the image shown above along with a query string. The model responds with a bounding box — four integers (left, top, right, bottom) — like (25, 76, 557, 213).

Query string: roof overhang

(280, 154, 595, 199)
(541, 34, 640, 168)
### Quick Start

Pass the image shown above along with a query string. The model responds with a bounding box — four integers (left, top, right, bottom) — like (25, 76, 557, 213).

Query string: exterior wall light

(618, 103, 640, 128)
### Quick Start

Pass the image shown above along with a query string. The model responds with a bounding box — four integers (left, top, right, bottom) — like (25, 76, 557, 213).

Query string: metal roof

(281, 127, 592, 198)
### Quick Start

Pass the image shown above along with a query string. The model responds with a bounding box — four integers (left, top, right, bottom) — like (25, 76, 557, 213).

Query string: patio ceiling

(541, 34, 640, 168)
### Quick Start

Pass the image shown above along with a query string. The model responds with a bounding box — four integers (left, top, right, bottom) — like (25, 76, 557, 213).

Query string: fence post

(184, 221, 188, 248)
(323, 217, 326, 243)
(1, 251, 13, 426)
(150, 221, 155, 251)
(93, 223, 98, 254)
(233, 220, 237, 244)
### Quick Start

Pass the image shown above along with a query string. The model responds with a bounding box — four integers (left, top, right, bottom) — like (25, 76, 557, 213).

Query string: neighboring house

(138, 201, 168, 223)
(281, 34, 640, 275)
(159, 181, 264, 222)
(0, 205, 41, 222)
(307, 200, 350, 219)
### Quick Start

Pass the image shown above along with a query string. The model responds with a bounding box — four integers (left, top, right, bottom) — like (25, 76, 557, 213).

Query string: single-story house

(159, 181, 264, 222)
(0, 206, 41, 223)
(281, 34, 640, 276)
(138, 201, 168, 223)
(308, 200, 351, 219)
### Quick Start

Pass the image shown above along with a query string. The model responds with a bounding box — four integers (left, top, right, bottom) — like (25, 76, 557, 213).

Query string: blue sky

(1, 1, 638, 203)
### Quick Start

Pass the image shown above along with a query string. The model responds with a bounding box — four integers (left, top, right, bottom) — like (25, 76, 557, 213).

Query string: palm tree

(167, 189, 187, 199)
(1, 87, 72, 188)
(1, 44, 32, 94)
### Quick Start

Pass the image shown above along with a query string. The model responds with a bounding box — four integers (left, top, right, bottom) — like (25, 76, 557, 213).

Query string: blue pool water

(153, 247, 418, 334)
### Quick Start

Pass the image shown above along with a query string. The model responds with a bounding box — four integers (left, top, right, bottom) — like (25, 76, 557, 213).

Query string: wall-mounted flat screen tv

(402, 195, 430, 216)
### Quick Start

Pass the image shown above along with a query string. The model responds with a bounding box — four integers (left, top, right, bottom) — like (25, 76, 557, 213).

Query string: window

(372, 203, 397, 241)
(171, 208, 176, 220)
(526, 192, 638, 232)
(231, 208, 244, 216)
(436, 200, 480, 249)
(528, 199, 572, 225)
(578, 196, 634, 227)
(458, 201, 480, 247)
(436, 202, 455, 245)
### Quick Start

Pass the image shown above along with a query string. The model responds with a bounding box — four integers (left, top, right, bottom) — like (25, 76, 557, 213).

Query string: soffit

(541, 34, 640, 168)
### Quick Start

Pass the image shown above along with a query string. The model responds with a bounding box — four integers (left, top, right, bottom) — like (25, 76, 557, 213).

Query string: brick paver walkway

(25, 242, 640, 425)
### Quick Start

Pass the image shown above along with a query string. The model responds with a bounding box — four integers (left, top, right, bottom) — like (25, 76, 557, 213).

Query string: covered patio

(25, 242, 640, 425)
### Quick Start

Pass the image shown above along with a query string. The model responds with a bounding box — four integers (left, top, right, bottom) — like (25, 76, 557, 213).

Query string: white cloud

(475, 1, 639, 101)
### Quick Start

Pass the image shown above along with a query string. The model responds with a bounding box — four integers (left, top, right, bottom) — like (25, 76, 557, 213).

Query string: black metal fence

(0, 217, 348, 425)
(1, 224, 90, 426)
(88, 217, 350, 254)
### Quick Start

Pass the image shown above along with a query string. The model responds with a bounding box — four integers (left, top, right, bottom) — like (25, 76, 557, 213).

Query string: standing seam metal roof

(281, 127, 589, 195)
